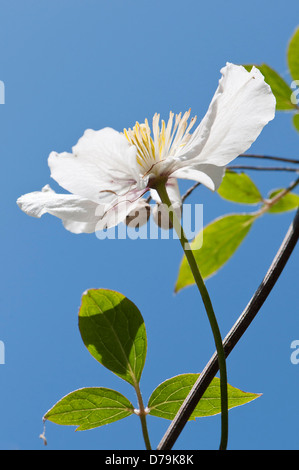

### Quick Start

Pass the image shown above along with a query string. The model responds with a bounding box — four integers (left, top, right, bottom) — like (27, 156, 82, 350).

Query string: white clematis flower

(17, 63, 275, 234)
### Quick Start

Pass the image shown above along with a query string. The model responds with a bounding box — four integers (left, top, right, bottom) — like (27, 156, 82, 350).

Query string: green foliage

(244, 63, 296, 111)
(287, 27, 299, 82)
(175, 214, 255, 291)
(293, 113, 299, 132)
(244, 26, 299, 135)
(79, 289, 147, 386)
(44, 388, 134, 431)
(217, 171, 263, 204)
(267, 189, 299, 213)
(44, 284, 263, 439)
(148, 374, 260, 420)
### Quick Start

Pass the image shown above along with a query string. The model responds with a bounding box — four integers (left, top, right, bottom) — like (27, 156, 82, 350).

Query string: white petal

(95, 194, 146, 231)
(174, 95, 218, 161)
(62, 219, 103, 234)
(179, 63, 276, 166)
(172, 164, 225, 191)
(48, 128, 139, 204)
(17, 185, 103, 234)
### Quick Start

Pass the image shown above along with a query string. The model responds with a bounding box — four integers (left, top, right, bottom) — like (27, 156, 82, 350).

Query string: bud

(125, 199, 151, 228)
(152, 202, 182, 229)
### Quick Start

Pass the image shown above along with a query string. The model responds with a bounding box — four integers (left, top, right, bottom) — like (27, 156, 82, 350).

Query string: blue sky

(1, 0, 299, 450)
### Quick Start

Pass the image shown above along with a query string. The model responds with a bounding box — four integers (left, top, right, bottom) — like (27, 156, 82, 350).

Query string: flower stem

(134, 382, 152, 450)
(155, 181, 228, 451)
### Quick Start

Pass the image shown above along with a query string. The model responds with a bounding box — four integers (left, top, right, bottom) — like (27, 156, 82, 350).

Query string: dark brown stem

(228, 165, 299, 172)
(238, 154, 299, 165)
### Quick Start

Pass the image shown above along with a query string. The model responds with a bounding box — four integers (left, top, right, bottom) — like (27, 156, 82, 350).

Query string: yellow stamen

(123, 109, 197, 172)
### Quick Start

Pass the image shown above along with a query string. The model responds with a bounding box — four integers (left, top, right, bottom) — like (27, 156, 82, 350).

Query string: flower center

(123, 110, 197, 173)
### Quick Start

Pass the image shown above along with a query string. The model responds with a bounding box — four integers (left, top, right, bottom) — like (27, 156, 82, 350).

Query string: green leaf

(79, 289, 147, 386)
(267, 189, 299, 213)
(288, 27, 299, 82)
(148, 374, 260, 420)
(44, 387, 134, 431)
(293, 113, 299, 132)
(175, 214, 255, 291)
(244, 63, 296, 110)
(217, 171, 263, 204)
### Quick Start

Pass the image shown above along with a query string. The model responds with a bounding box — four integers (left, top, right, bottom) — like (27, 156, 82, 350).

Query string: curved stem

(134, 382, 152, 450)
(158, 206, 299, 450)
(155, 182, 228, 451)
(238, 153, 299, 165)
